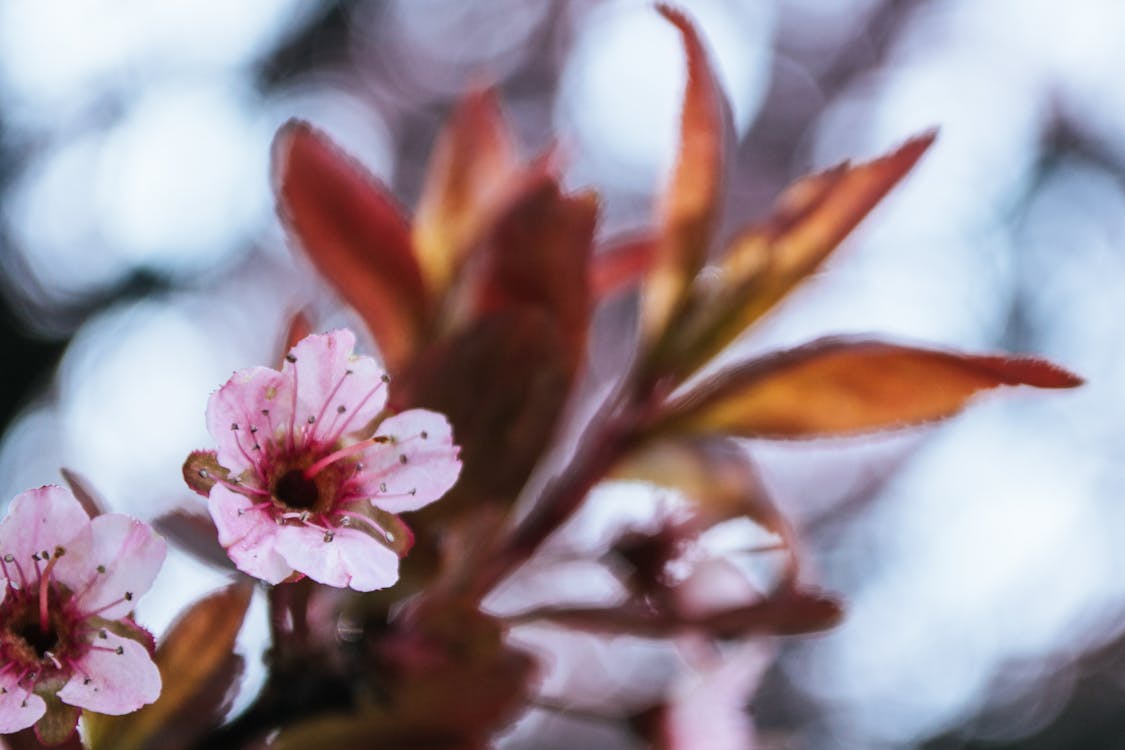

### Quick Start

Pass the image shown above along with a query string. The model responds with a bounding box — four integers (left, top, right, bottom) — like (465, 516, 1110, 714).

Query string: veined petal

(207, 485, 291, 585)
(282, 329, 389, 444)
(0, 670, 45, 733)
(358, 409, 461, 514)
(206, 365, 293, 476)
(0, 486, 89, 583)
(274, 524, 399, 592)
(58, 630, 161, 715)
(56, 514, 166, 621)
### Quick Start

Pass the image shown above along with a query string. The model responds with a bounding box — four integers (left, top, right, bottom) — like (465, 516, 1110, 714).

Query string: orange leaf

(512, 587, 842, 637)
(84, 583, 253, 750)
(658, 337, 1083, 439)
(413, 88, 521, 296)
(274, 122, 428, 375)
(642, 5, 729, 339)
(656, 133, 937, 381)
(738, 134, 935, 339)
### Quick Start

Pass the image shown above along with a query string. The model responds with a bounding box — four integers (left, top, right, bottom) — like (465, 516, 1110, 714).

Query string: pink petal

(0, 670, 46, 733)
(283, 330, 390, 445)
(57, 630, 161, 715)
(356, 409, 461, 514)
(274, 524, 399, 592)
(55, 514, 166, 621)
(208, 485, 292, 584)
(0, 486, 89, 587)
(206, 365, 293, 476)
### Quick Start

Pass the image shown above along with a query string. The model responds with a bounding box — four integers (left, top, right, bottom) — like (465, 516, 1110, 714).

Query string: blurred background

(0, 0, 1122, 747)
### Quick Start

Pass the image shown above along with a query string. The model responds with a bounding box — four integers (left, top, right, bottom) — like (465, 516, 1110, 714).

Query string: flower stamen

(38, 549, 63, 634)
(303, 436, 391, 480)
(323, 376, 389, 445)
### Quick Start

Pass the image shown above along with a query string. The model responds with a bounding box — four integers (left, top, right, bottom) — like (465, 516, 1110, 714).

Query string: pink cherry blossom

(200, 329, 461, 591)
(0, 485, 165, 737)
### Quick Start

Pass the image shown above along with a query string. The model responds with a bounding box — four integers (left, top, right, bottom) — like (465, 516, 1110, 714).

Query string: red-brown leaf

(470, 175, 598, 370)
(512, 587, 842, 638)
(641, 5, 729, 339)
(722, 133, 935, 334)
(398, 310, 572, 529)
(413, 88, 521, 296)
(274, 121, 428, 375)
(659, 337, 1083, 439)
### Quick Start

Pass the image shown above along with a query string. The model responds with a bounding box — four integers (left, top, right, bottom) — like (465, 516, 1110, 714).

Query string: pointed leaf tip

(643, 2, 729, 339)
(274, 121, 427, 375)
(660, 338, 1083, 440)
(658, 129, 941, 379)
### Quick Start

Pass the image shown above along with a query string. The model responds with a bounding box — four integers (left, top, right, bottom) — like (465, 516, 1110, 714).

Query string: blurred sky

(2, 1, 1125, 748)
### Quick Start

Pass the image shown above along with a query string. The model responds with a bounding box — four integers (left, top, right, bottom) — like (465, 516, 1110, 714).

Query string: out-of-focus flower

(190, 329, 461, 591)
(0, 485, 165, 743)
(656, 641, 769, 750)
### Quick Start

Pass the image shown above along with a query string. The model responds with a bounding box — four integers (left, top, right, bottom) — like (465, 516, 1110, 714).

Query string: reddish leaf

(641, 5, 729, 339)
(399, 310, 571, 528)
(590, 234, 656, 301)
(413, 88, 521, 296)
(511, 587, 842, 638)
(274, 122, 428, 374)
(85, 584, 253, 750)
(703, 587, 843, 637)
(670, 133, 936, 376)
(658, 337, 1083, 439)
(470, 175, 598, 370)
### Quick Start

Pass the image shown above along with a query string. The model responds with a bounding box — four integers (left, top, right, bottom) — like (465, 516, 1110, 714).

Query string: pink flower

(201, 329, 461, 591)
(0, 485, 165, 737)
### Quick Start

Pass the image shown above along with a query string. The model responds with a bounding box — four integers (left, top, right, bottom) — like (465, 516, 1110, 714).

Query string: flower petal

(207, 485, 291, 584)
(206, 365, 293, 476)
(358, 409, 461, 514)
(0, 486, 89, 585)
(274, 524, 399, 592)
(0, 670, 46, 733)
(58, 630, 161, 715)
(283, 330, 389, 445)
(55, 514, 166, 621)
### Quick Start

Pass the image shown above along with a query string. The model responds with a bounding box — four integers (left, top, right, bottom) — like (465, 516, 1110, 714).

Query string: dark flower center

(275, 469, 319, 510)
(15, 620, 58, 659)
